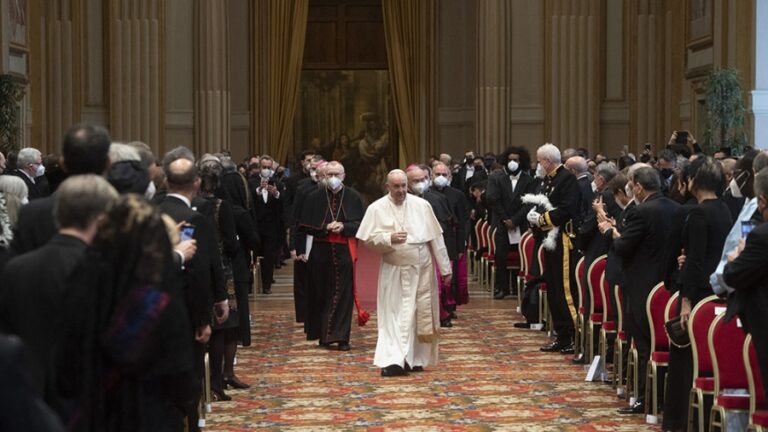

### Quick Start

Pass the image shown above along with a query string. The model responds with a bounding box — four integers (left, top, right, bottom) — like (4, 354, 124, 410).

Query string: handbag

(664, 316, 690, 348)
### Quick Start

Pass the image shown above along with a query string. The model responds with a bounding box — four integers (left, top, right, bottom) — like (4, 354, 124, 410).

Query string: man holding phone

(254, 155, 284, 294)
(158, 147, 228, 431)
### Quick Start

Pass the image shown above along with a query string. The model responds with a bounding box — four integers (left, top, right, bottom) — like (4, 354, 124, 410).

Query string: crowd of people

(0, 122, 766, 431)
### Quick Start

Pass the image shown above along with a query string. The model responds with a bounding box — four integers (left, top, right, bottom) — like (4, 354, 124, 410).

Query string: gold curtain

(253, 0, 309, 164)
(382, 0, 437, 166)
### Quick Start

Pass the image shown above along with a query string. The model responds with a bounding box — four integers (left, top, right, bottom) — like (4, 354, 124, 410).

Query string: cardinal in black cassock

(297, 163, 365, 351)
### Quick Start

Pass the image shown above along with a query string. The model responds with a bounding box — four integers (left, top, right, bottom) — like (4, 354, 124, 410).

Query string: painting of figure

(294, 70, 397, 205)
(688, 0, 712, 47)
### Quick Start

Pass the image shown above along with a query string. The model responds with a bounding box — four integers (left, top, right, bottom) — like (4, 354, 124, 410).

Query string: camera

(675, 130, 689, 144)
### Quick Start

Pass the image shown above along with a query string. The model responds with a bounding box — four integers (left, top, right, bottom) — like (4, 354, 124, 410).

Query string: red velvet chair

(488, 228, 521, 297)
(477, 220, 490, 287)
(685, 296, 721, 432)
(536, 244, 550, 329)
(573, 256, 587, 359)
(744, 334, 768, 432)
(644, 283, 671, 423)
(585, 255, 607, 363)
(708, 313, 750, 431)
(486, 226, 497, 294)
(598, 272, 617, 381)
(612, 285, 631, 393)
(467, 219, 483, 280)
(516, 231, 534, 303)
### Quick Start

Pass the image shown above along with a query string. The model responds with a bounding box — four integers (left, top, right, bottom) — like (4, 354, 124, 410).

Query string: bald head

(565, 156, 588, 176)
(165, 158, 199, 192)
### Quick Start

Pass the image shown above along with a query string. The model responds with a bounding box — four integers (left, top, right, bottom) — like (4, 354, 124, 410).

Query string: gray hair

(0, 175, 28, 201)
(54, 175, 118, 230)
(595, 162, 619, 183)
(127, 141, 155, 169)
(626, 162, 651, 182)
(633, 166, 661, 192)
(109, 143, 141, 163)
(561, 148, 577, 161)
(753, 151, 768, 174)
(220, 156, 237, 173)
(162, 146, 195, 174)
(755, 166, 768, 200)
(16, 148, 41, 167)
(537, 143, 561, 164)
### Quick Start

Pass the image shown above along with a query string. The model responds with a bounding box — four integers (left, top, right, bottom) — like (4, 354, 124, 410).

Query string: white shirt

(465, 166, 474, 180)
(167, 193, 191, 208)
(509, 172, 520, 192)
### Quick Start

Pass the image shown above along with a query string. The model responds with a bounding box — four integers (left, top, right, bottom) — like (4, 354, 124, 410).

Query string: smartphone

(675, 130, 689, 144)
(267, 179, 275, 186)
(644, 143, 652, 151)
(180, 225, 195, 242)
(741, 220, 755, 239)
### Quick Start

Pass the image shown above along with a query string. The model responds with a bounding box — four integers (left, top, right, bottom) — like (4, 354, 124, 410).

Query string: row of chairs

(467, 218, 521, 297)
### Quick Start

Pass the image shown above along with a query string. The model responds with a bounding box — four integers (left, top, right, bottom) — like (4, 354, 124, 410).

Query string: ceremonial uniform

(531, 165, 580, 347)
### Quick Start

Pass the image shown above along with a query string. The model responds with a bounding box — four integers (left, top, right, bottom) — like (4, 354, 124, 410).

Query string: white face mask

(590, 181, 597, 192)
(35, 164, 45, 177)
(625, 183, 634, 200)
(412, 181, 427, 195)
(535, 163, 547, 179)
(729, 178, 743, 198)
(260, 168, 273, 179)
(326, 176, 343, 191)
(433, 175, 449, 188)
(309, 170, 318, 182)
(144, 181, 157, 201)
(507, 160, 519, 174)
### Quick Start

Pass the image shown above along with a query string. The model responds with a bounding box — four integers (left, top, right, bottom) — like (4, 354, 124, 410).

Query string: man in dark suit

(432, 162, 471, 316)
(451, 153, 488, 198)
(156, 148, 227, 431)
(611, 165, 681, 414)
(723, 166, 768, 404)
(253, 155, 284, 294)
(0, 175, 117, 408)
(9, 147, 48, 200)
(13, 124, 112, 255)
(486, 146, 537, 299)
(528, 144, 581, 354)
(572, 162, 621, 363)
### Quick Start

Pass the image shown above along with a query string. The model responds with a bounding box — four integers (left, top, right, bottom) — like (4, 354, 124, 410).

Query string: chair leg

(490, 266, 496, 295)
(574, 316, 582, 358)
(709, 405, 724, 432)
(612, 338, 623, 390)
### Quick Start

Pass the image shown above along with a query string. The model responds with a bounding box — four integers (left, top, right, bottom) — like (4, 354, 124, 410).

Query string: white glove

(527, 208, 541, 227)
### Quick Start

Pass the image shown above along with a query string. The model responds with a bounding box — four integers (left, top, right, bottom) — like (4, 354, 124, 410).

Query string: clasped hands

(326, 221, 344, 233)
(526, 209, 541, 227)
(391, 231, 408, 244)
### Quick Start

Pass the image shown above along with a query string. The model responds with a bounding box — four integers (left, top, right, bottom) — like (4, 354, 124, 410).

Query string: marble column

(194, 0, 230, 156)
(108, 0, 165, 153)
(476, 0, 511, 154)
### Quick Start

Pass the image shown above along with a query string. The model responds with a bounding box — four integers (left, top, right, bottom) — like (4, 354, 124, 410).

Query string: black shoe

(211, 387, 232, 402)
(404, 363, 425, 373)
(493, 291, 509, 300)
(440, 319, 453, 328)
(617, 401, 645, 414)
(338, 342, 351, 351)
(571, 354, 585, 364)
(223, 376, 250, 389)
(540, 340, 568, 352)
(449, 311, 457, 320)
(381, 364, 408, 377)
(559, 343, 575, 354)
(513, 322, 532, 329)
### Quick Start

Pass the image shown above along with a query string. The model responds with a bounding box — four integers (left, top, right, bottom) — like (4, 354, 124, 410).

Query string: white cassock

(356, 194, 452, 368)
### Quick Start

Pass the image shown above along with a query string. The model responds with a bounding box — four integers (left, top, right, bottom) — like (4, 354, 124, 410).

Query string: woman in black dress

(662, 156, 732, 431)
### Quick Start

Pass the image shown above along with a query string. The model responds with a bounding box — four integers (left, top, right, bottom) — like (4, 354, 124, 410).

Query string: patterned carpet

(205, 307, 658, 431)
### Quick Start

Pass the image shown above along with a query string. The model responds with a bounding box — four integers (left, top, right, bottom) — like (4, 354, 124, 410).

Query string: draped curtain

(253, 0, 309, 164)
(382, 0, 437, 166)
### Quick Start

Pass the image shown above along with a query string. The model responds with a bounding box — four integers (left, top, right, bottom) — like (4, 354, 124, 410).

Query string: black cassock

(298, 186, 364, 344)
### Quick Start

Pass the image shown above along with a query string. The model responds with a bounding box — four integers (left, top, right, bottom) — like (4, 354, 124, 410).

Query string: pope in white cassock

(356, 169, 453, 377)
